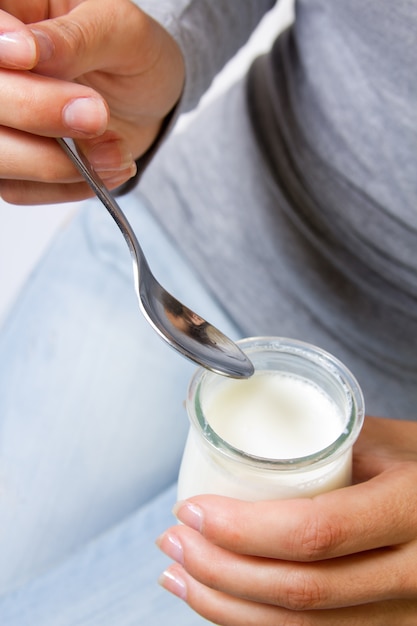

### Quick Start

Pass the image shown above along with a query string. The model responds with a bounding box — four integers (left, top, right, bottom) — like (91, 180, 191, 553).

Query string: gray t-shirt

(137, 0, 417, 417)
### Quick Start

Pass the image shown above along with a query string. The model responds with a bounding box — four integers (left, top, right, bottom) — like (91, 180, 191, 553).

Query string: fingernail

(0, 31, 36, 68)
(158, 566, 187, 601)
(62, 97, 108, 134)
(31, 29, 54, 63)
(89, 141, 133, 172)
(173, 501, 204, 532)
(103, 164, 137, 187)
(156, 532, 184, 564)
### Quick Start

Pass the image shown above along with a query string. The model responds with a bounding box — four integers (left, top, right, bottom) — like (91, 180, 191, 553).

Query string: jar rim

(186, 336, 365, 471)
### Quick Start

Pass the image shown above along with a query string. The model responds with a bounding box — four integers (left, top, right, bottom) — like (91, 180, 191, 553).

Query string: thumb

(29, 0, 152, 80)
(0, 9, 38, 69)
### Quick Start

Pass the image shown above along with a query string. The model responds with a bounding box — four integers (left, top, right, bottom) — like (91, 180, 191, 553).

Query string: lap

(0, 192, 239, 595)
(0, 484, 210, 625)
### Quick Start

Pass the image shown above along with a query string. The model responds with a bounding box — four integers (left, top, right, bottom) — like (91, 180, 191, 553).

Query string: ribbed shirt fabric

(136, 0, 417, 417)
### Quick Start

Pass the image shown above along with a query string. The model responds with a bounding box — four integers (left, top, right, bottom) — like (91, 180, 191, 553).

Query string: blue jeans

(0, 191, 241, 624)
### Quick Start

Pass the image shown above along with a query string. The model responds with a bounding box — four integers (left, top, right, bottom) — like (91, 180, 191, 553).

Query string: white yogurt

(177, 338, 365, 502)
(206, 373, 344, 459)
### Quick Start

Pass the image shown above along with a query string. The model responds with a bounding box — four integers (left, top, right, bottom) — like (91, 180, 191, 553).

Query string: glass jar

(178, 337, 365, 501)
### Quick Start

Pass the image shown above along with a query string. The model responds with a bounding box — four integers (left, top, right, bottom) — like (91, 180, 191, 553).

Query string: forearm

(134, 0, 278, 113)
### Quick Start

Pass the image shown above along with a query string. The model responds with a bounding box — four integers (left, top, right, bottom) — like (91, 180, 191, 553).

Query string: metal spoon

(57, 137, 254, 378)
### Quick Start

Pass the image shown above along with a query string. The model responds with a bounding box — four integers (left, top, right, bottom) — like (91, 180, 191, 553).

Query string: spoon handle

(57, 138, 254, 379)
(56, 137, 149, 279)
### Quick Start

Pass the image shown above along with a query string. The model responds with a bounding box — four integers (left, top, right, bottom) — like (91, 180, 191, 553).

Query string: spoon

(57, 137, 254, 379)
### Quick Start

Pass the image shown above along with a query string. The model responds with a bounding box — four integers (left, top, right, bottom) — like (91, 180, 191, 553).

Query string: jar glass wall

(178, 337, 365, 501)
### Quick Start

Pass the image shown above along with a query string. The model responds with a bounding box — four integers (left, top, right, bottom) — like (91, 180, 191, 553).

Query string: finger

(0, 138, 136, 205)
(0, 1, 49, 23)
(160, 563, 286, 626)
(0, 69, 109, 137)
(0, 125, 135, 180)
(0, 170, 135, 205)
(0, 178, 93, 204)
(0, 9, 38, 69)
(159, 564, 417, 626)
(174, 466, 417, 561)
(30, 0, 156, 80)
(158, 526, 417, 610)
(353, 416, 417, 483)
(0, 127, 83, 181)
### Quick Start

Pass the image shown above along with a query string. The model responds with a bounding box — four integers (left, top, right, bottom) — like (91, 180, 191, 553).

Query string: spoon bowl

(57, 138, 254, 379)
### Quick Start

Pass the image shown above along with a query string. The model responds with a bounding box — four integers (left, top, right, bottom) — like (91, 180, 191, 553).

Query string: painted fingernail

(156, 532, 184, 564)
(31, 29, 54, 63)
(173, 501, 204, 532)
(158, 566, 187, 601)
(62, 97, 108, 134)
(88, 141, 134, 172)
(0, 31, 36, 68)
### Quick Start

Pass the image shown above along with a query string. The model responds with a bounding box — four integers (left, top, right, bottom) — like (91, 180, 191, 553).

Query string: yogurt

(177, 337, 365, 502)
(206, 373, 344, 459)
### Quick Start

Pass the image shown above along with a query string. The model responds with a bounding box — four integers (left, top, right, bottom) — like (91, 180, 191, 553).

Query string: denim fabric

(0, 191, 240, 623)
(0, 484, 210, 625)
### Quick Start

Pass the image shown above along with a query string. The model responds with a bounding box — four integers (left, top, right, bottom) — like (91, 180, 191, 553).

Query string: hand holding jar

(158, 416, 417, 624)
